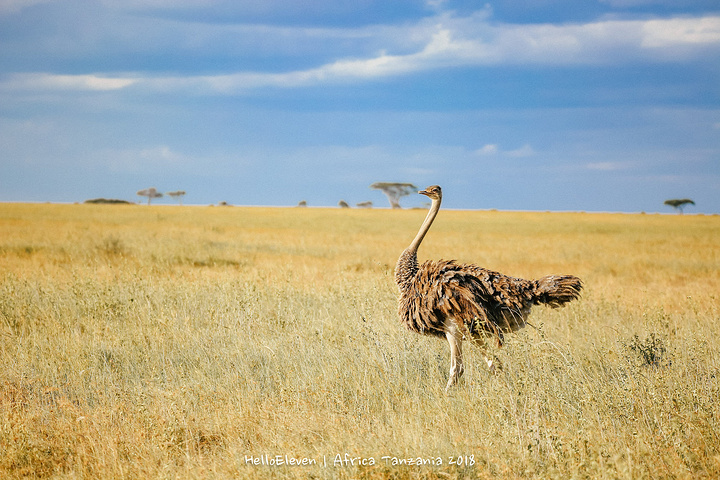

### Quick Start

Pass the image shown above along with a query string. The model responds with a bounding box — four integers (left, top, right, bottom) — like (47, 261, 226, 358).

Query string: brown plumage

(395, 185, 583, 391)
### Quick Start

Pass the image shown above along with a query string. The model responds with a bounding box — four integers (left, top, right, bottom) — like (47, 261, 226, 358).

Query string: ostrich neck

(395, 197, 441, 291)
(408, 196, 440, 253)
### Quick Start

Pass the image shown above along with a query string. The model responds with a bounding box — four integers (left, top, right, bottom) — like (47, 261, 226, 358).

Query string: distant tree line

(370, 182, 418, 209)
(664, 198, 695, 214)
(137, 188, 186, 205)
(84, 198, 133, 205)
(295, 182, 417, 209)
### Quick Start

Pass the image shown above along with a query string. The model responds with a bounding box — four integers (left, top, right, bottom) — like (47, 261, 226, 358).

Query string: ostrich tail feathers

(533, 275, 583, 308)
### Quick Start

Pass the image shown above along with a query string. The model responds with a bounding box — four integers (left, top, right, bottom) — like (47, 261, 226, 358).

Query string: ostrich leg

(444, 323, 465, 392)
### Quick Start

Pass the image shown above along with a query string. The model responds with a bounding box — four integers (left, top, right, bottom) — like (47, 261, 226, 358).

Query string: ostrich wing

(399, 259, 535, 341)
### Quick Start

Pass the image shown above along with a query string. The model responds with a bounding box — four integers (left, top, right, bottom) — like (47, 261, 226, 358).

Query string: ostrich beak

(418, 188, 430, 196)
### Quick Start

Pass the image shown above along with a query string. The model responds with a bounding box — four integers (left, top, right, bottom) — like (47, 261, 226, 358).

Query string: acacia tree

(664, 198, 695, 214)
(370, 182, 418, 209)
(137, 187, 163, 205)
(167, 190, 186, 205)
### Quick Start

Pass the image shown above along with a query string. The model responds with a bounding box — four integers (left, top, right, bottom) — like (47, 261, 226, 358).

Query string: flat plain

(1, 203, 719, 479)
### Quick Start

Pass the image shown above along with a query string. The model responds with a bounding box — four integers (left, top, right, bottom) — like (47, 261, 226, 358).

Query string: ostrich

(395, 185, 583, 391)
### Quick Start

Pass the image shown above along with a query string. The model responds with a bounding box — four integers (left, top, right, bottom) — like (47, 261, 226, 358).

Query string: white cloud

(586, 161, 626, 171)
(641, 16, 720, 47)
(135, 14, 720, 91)
(2, 12, 718, 94)
(0, 73, 137, 91)
(139, 145, 182, 162)
(505, 145, 536, 158)
(0, 0, 54, 15)
(101, 0, 215, 7)
(475, 144, 499, 155)
(474, 144, 536, 158)
(599, 0, 696, 7)
(425, 0, 449, 12)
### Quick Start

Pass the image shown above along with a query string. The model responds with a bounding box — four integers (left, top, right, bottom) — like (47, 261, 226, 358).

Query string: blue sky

(1, 0, 719, 212)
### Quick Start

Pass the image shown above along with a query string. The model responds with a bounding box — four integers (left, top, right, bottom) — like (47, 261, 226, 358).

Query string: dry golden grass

(1, 203, 719, 479)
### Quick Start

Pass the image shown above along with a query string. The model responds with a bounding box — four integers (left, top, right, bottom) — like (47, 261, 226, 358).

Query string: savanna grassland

(1, 202, 719, 479)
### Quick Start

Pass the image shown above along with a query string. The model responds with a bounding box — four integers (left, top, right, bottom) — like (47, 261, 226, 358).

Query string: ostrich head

(419, 185, 442, 201)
